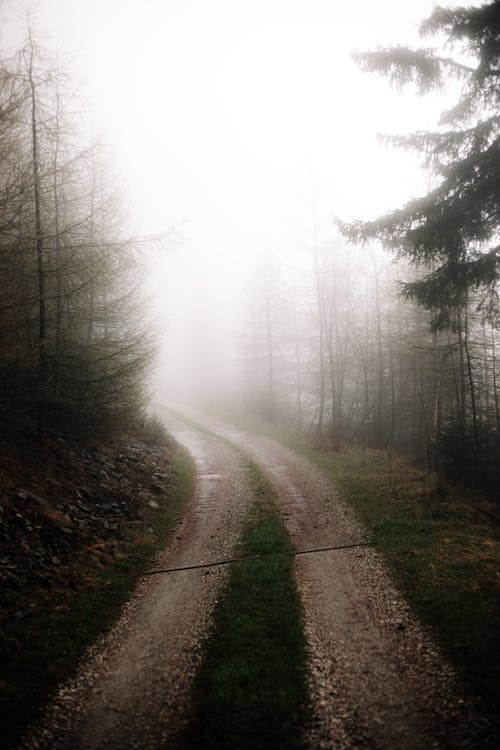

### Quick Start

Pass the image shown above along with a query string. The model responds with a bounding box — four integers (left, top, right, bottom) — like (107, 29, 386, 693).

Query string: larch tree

(0, 32, 154, 442)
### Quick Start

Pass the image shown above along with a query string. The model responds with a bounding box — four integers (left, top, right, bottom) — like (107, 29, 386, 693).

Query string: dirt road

(19, 408, 488, 749)
(169, 408, 488, 750)
(18, 416, 252, 749)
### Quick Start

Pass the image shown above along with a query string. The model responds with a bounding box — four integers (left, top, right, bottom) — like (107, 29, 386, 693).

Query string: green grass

(209, 409, 500, 715)
(187, 458, 309, 750)
(315, 451, 499, 704)
(293, 444, 499, 709)
(1, 442, 194, 748)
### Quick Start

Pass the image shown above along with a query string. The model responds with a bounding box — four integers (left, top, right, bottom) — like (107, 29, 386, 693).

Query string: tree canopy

(339, 1, 500, 331)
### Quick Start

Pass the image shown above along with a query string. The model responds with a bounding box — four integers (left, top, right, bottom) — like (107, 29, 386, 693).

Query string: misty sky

(1, 0, 480, 398)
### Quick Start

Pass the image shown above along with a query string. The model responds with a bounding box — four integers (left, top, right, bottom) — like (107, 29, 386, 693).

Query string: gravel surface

(179, 408, 493, 750)
(17, 415, 252, 750)
(17, 408, 493, 749)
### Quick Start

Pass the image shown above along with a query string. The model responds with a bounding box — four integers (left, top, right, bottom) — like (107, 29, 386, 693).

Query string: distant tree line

(0, 33, 153, 442)
(241, 2, 500, 492)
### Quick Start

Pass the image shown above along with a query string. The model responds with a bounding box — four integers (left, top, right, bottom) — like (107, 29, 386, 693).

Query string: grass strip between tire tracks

(187, 457, 310, 750)
(1, 440, 194, 748)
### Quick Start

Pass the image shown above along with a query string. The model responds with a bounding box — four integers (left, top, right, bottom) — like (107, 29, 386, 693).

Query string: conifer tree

(339, 1, 500, 331)
(0, 34, 154, 441)
(338, 1, 500, 484)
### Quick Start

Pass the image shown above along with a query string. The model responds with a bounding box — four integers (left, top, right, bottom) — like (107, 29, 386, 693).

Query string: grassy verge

(299, 444, 499, 708)
(1, 441, 194, 748)
(210, 409, 500, 714)
(187, 458, 309, 750)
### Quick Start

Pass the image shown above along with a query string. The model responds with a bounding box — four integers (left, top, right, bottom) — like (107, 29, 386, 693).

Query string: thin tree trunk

(491, 329, 499, 430)
(264, 266, 274, 420)
(53, 88, 62, 391)
(86, 161, 97, 346)
(292, 295, 302, 429)
(387, 333, 396, 449)
(373, 256, 384, 446)
(457, 308, 467, 425)
(310, 171, 324, 438)
(431, 330, 442, 471)
(325, 275, 337, 433)
(27, 39, 47, 440)
(448, 330, 465, 438)
(463, 301, 480, 483)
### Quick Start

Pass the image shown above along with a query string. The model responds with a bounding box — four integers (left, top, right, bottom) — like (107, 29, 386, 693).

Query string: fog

(0, 0, 480, 413)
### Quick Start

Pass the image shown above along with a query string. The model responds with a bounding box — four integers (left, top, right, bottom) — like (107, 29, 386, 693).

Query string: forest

(239, 2, 500, 493)
(0, 2, 499, 749)
(1, 8, 498, 494)
(0, 33, 153, 445)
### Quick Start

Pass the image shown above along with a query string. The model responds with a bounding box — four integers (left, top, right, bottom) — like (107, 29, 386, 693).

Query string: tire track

(18, 416, 251, 750)
(179, 408, 489, 750)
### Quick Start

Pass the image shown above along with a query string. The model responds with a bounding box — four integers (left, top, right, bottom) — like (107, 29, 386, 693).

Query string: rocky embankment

(0, 433, 172, 729)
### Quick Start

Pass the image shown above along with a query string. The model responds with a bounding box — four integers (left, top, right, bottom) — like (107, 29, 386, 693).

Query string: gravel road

(18, 407, 491, 749)
(172, 408, 492, 750)
(18, 416, 252, 750)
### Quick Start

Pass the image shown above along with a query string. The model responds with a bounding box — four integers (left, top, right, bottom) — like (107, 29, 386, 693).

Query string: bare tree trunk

(53, 88, 62, 391)
(26, 38, 47, 440)
(291, 292, 303, 428)
(447, 330, 465, 439)
(325, 275, 337, 433)
(264, 266, 275, 420)
(363, 304, 370, 438)
(86, 156, 98, 346)
(415, 370, 432, 471)
(463, 301, 480, 483)
(387, 332, 396, 449)
(457, 308, 467, 425)
(310, 172, 325, 438)
(373, 256, 384, 446)
(491, 329, 499, 430)
(431, 330, 442, 471)
(334, 265, 350, 432)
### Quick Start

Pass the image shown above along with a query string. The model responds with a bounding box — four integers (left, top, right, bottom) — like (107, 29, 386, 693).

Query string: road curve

(18, 407, 490, 750)
(18, 415, 252, 750)
(173, 407, 489, 750)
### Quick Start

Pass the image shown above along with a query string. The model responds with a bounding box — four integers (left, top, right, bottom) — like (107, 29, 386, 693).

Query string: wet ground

(18, 408, 492, 749)
(18, 417, 251, 749)
(173, 408, 490, 750)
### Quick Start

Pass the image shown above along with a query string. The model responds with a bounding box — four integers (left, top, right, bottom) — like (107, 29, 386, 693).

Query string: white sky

(0, 0, 480, 399)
